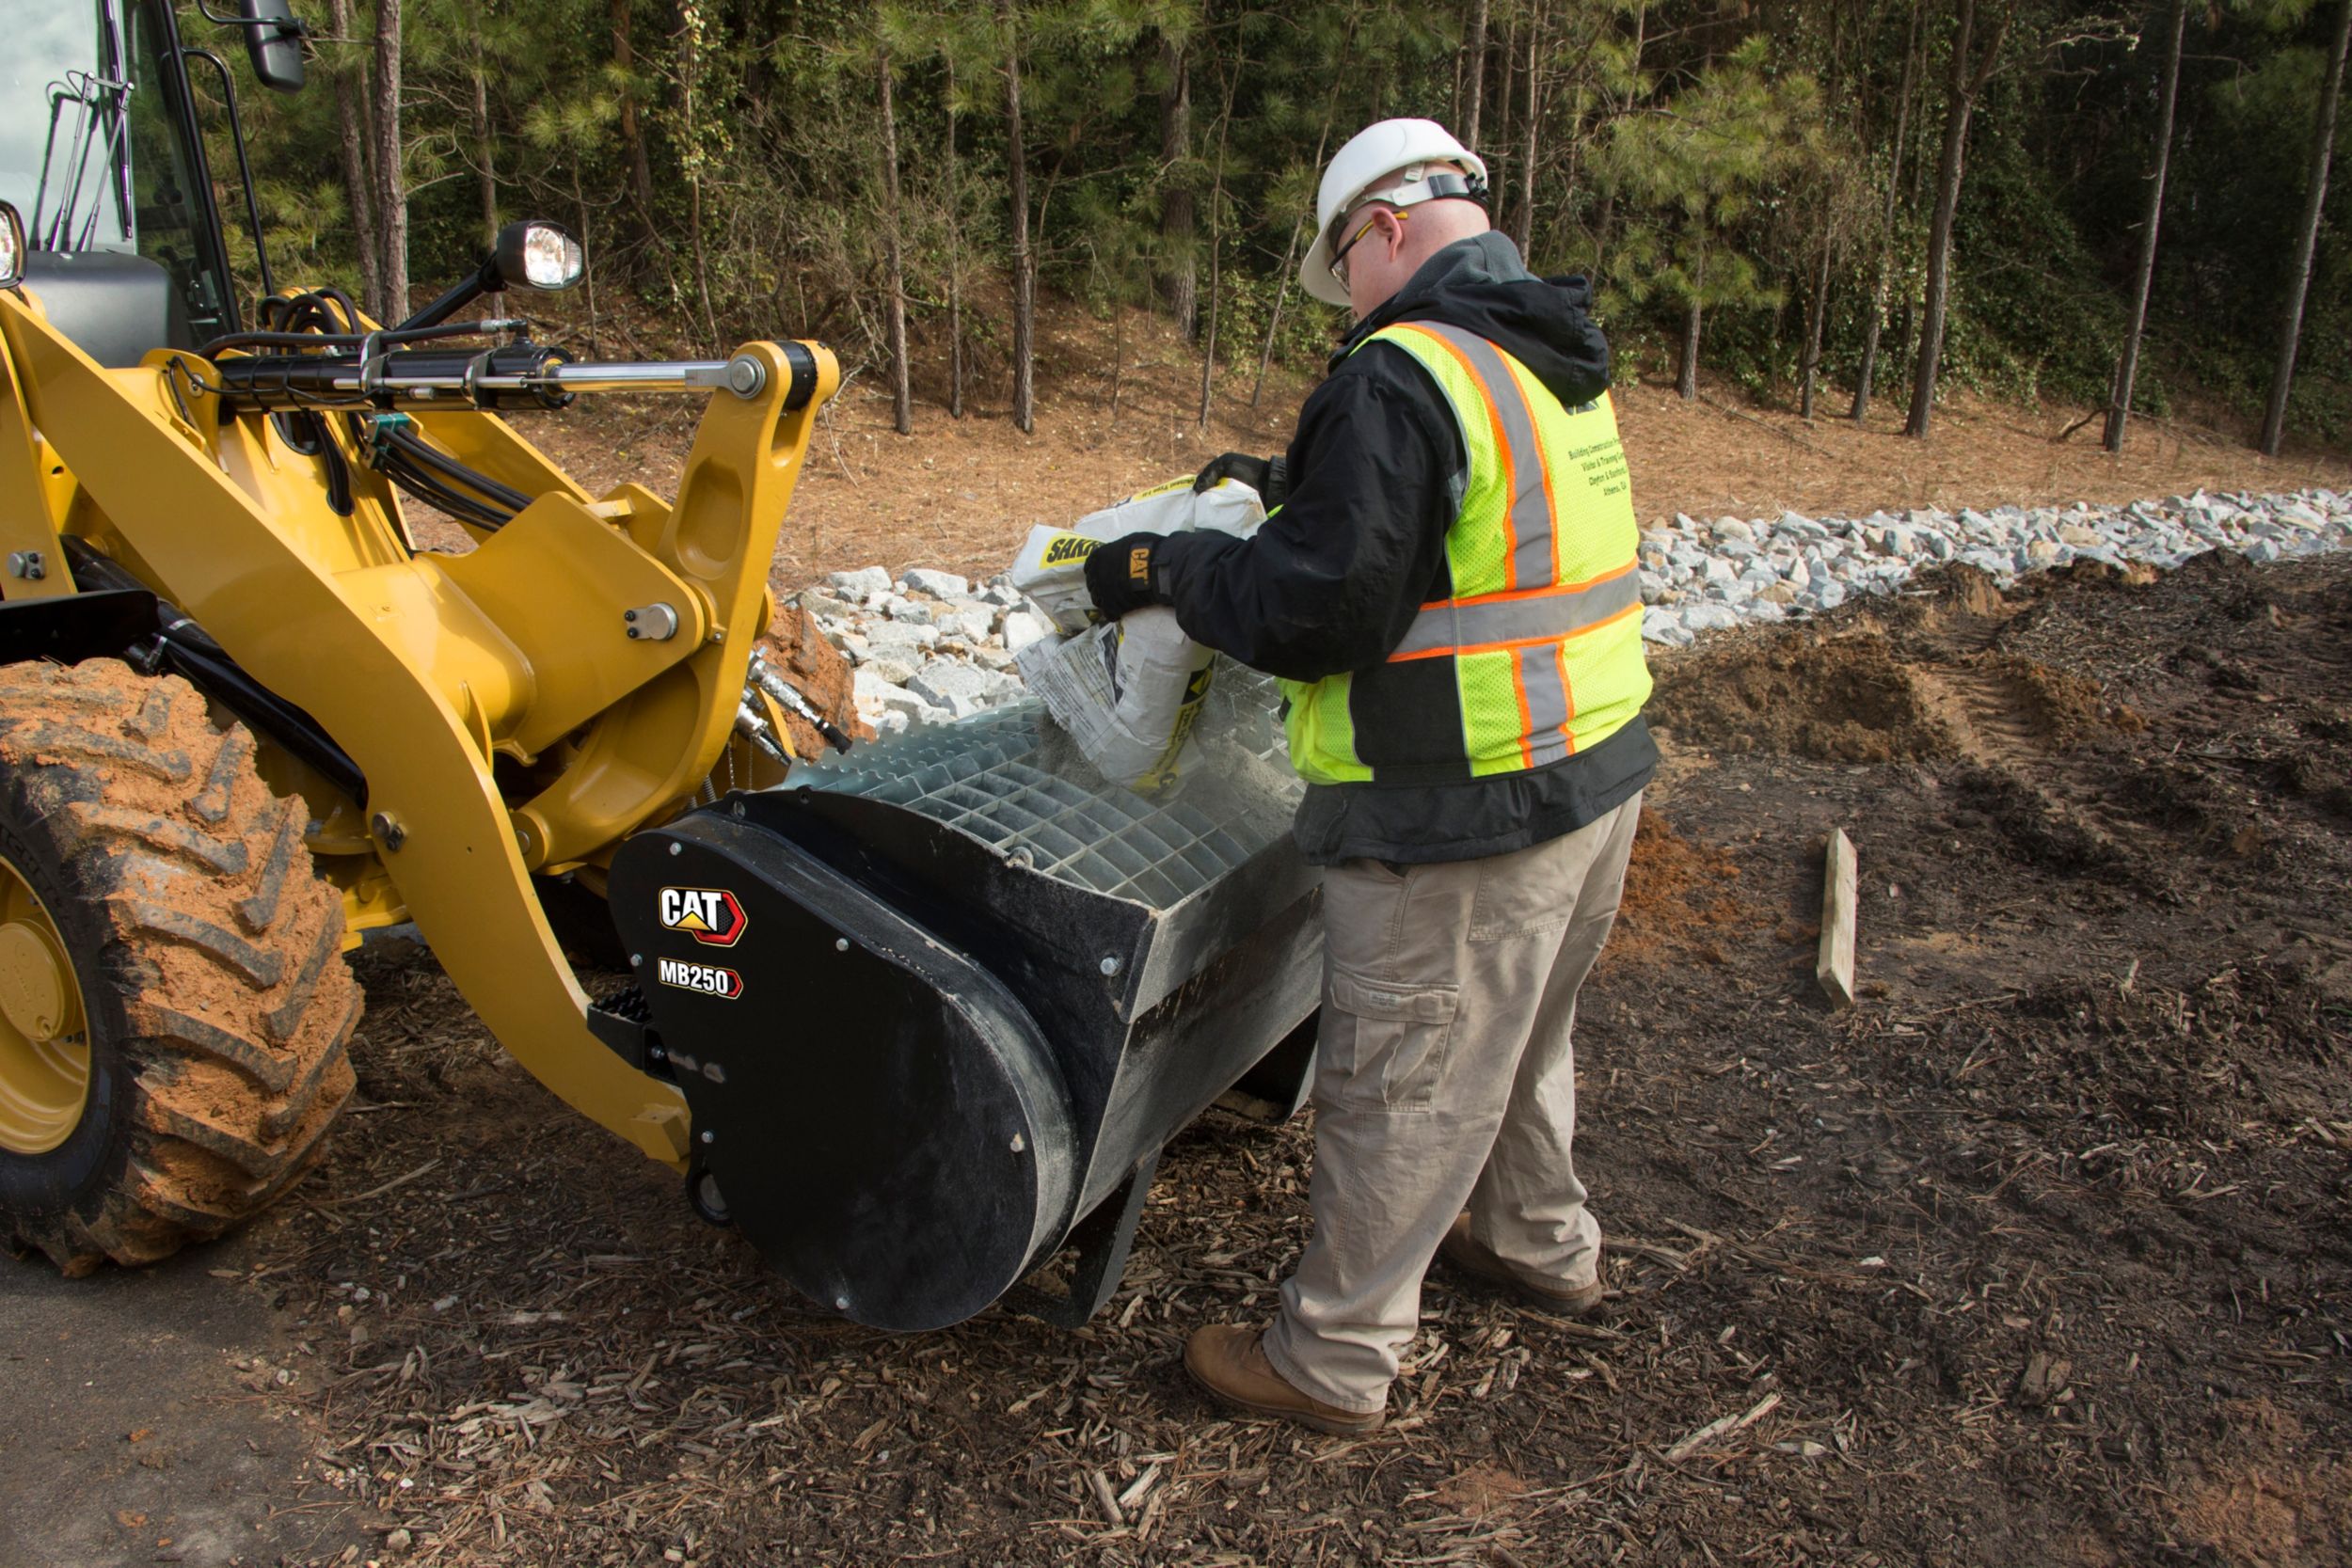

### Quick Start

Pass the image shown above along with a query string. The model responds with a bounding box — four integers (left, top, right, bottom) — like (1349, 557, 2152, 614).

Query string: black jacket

(1153, 231, 1657, 864)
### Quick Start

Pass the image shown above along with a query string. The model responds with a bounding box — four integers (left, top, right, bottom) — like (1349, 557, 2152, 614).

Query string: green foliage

(161, 0, 2350, 441)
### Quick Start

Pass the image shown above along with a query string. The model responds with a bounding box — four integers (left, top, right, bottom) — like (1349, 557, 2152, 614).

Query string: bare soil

(155, 548, 2346, 1568)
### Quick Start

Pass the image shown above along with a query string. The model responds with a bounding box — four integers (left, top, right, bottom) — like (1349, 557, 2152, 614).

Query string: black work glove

(1084, 531, 1169, 622)
(1193, 451, 1288, 509)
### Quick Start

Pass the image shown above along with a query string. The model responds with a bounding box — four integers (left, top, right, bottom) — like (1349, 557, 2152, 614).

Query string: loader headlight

(0, 202, 25, 290)
(493, 221, 585, 293)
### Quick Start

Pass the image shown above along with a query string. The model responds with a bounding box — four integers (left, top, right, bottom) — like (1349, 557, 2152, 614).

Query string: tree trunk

(946, 59, 965, 420)
(1801, 223, 1834, 419)
(1852, 0, 1922, 423)
(1250, 94, 1342, 410)
(1494, 21, 1518, 215)
(323, 0, 382, 320)
(572, 159, 599, 356)
(612, 0, 659, 238)
(469, 2, 497, 246)
(1197, 61, 1235, 430)
(1157, 36, 1197, 340)
(1906, 0, 2005, 440)
(1463, 0, 1490, 150)
(1109, 271, 1124, 421)
(1677, 253, 1703, 400)
(1513, 14, 1538, 253)
(2259, 0, 2350, 456)
(676, 12, 719, 346)
(2106, 0, 2186, 452)
(1593, 2, 1647, 275)
(879, 49, 913, 436)
(371, 0, 407, 321)
(1003, 0, 1035, 434)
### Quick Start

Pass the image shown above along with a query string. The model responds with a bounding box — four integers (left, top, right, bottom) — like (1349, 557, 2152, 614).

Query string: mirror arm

(194, 0, 306, 40)
(397, 261, 504, 335)
(180, 49, 276, 302)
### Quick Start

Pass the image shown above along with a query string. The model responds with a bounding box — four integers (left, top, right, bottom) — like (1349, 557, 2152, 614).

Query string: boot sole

(1183, 1356, 1384, 1436)
(1438, 1240, 1606, 1318)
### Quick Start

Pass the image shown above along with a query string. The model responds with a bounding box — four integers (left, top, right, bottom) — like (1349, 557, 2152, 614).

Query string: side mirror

(237, 0, 306, 94)
(0, 203, 24, 289)
(491, 222, 586, 293)
(396, 221, 587, 332)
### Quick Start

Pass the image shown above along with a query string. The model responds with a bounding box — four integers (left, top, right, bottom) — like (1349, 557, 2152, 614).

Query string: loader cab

(0, 1, 280, 365)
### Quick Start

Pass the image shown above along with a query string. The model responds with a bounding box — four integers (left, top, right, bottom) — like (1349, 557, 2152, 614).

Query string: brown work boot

(1438, 1215, 1606, 1317)
(1184, 1325, 1385, 1435)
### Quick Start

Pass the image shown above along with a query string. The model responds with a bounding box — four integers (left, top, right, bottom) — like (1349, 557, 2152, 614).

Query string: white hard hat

(1300, 119, 1489, 307)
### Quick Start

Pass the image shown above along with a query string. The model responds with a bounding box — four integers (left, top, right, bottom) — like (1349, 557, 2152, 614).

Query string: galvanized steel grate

(783, 679, 1298, 907)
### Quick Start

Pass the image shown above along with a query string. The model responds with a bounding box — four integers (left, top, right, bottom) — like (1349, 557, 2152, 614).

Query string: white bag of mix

(1008, 476, 1264, 635)
(1009, 477, 1264, 794)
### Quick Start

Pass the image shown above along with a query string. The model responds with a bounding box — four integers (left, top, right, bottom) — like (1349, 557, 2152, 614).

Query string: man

(1083, 118, 1656, 1435)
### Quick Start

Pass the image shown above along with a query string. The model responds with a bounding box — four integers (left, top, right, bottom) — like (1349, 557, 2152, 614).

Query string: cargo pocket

(1322, 969, 1460, 1113)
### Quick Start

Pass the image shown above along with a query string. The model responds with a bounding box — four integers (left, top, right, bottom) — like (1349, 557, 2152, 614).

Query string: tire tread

(0, 659, 359, 1274)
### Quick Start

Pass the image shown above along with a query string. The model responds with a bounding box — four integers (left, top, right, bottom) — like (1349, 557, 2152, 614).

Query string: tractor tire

(0, 657, 358, 1276)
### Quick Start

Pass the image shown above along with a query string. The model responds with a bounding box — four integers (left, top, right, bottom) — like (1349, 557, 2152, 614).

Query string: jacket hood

(1336, 231, 1611, 407)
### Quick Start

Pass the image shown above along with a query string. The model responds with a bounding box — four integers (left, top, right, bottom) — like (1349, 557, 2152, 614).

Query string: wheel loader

(0, 0, 1321, 1331)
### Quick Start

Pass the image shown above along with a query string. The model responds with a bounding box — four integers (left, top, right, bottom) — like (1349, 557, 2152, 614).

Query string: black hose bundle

(206, 288, 535, 538)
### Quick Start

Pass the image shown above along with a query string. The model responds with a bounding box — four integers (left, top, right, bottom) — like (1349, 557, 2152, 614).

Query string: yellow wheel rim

(0, 849, 88, 1155)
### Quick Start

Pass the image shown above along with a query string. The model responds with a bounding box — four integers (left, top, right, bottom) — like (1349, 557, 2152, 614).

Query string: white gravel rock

(798, 590, 863, 622)
(853, 668, 949, 726)
(829, 566, 893, 601)
(803, 488, 2349, 705)
(909, 659, 1022, 717)
(1000, 610, 1054, 653)
(1642, 607, 1694, 645)
(902, 568, 972, 599)
(938, 604, 997, 643)
(1679, 602, 1743, 633)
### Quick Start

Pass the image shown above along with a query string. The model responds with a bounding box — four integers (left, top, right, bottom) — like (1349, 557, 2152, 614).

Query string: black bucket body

(606, 700, 1321, 1331)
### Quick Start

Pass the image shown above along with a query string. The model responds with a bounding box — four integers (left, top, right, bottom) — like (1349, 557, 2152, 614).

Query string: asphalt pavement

(0, 1232, 361, 1568)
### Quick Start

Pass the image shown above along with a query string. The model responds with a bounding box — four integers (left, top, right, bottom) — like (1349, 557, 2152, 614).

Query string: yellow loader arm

(0, 286, 838, 1169)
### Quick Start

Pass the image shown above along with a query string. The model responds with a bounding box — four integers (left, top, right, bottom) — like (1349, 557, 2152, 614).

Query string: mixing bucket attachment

(606, 691, 1323, 1330)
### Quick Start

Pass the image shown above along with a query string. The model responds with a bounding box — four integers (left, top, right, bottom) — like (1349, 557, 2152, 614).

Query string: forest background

(217, 0, 2352, 456)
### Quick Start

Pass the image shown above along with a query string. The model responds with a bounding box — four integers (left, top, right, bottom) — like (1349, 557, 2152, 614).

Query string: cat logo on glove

(659, 886, 748, 947)
(658, 957, 744, 999)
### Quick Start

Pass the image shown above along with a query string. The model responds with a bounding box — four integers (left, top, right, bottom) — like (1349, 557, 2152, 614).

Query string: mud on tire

(0, 658, 358, 1275)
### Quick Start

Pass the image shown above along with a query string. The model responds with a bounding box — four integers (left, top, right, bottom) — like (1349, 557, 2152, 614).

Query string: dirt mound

(1651, 562, 2155, 768)
(756, 601, 866, 752)
(1651, 636, 1956, 762)
(1651, 633, 2119, 766)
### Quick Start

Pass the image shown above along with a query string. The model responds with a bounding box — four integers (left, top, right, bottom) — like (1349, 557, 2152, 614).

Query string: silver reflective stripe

(1517, 642, 1573, 767)
(1388, 565, 1642, 658)
(1406, 321, 1556, 589)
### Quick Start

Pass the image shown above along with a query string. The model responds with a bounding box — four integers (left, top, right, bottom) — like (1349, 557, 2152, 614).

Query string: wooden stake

(1818, 829, 1858, 1007)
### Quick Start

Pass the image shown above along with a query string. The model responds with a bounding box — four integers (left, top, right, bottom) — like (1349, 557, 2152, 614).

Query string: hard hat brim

(1299, 230, 1353, 309)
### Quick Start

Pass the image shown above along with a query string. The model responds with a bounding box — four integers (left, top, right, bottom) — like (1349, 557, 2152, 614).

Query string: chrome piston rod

(210, 342, 818, 414)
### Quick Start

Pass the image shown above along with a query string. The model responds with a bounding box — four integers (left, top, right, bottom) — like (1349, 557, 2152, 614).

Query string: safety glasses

(1327, 206, 1406, 289)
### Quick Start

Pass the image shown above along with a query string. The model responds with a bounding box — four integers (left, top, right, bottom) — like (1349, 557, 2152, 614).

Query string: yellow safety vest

(1283, 321, 1652, 784)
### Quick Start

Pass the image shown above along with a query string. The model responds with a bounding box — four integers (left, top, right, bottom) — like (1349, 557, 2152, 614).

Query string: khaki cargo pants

(1260, 793, 1642, 1415)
